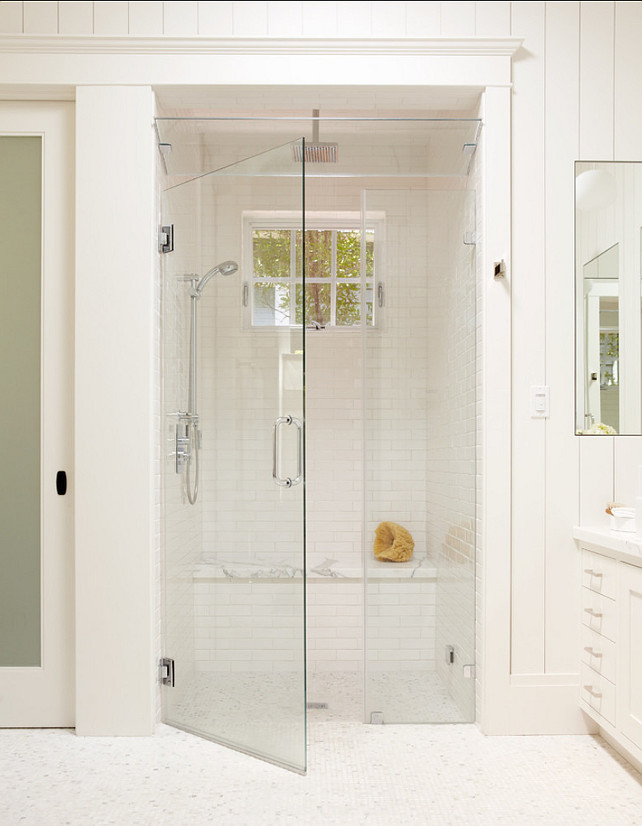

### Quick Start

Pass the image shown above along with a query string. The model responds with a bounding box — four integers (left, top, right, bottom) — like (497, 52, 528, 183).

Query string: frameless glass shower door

(161, 141, 306, 772)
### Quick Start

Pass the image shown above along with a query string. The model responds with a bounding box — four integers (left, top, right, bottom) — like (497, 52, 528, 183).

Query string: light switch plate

(531, 385, 550, 418)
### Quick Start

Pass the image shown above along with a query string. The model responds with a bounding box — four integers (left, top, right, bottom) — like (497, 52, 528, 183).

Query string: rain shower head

(292, 109, 338, 164)
(192, 260, 238, 297)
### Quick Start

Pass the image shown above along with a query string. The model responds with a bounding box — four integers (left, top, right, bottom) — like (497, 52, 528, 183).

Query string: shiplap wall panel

(614, 1, 642, 160)
(579, 437, 613, 527)
(58, 2, 93, 35)
(579, 1, 614, 158)
(544, 0, 581, 674)
(301, 0, 338, 36)
(475, 0, 510, 35)
(337, 1, 372, 36)
(405, 2, 441, 36)
(129, 2, 162, 36)
(198, 1, 233, 36)
(441, 1, 476, 36)
(232, 1, 268, 36)
(93, 1, 128, 35)
(163, 1, 198, 36)
(267, 2, 303, 36)
(23, 1, 57, 33)
(614, 439, 642, 505)
(372, 1, 406, 36)
(510, 1, 546, 675)
(0, 1, 23, 33)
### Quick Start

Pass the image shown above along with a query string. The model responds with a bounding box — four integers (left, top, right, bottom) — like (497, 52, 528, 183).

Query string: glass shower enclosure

(159, 114, 480, 771)
(161, 141, 307, 772)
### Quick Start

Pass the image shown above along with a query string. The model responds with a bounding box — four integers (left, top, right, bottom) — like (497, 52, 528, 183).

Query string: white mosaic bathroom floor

(2, 721, 641, 825)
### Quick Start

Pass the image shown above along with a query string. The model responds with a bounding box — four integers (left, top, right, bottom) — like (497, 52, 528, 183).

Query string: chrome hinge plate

(160, 657, 175, 686)
(159, 224, 174, 254)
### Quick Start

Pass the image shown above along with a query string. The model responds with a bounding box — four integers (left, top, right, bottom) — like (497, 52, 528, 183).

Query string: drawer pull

(584, 608, 603, 618)
(584, 568, 603, 578)
(583, 646, 603, 658)
(583, 685, 602, 699)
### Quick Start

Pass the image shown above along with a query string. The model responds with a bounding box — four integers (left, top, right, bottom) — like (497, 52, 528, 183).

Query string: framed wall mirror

(575, 162, 642, 435)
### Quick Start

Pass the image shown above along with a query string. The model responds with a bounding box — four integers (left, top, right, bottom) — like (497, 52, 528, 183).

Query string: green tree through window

(250, 225, 375, 328)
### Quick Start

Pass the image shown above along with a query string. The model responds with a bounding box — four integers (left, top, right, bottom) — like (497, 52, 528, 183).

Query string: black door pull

(56, 471, 67, 496)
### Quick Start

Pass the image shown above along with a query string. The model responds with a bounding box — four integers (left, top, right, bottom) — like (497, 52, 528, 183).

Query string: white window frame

(243, 210, 384, 331)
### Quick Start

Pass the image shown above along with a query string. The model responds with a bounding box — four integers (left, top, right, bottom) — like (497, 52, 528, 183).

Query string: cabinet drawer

(580, 663, 616, 726)
(581, 549, 618, 599)
(581, 625, 616, 683)
(581, 588, 617, 642)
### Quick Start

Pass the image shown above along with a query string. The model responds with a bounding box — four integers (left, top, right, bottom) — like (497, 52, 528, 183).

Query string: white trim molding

(0, 35, 524, 57)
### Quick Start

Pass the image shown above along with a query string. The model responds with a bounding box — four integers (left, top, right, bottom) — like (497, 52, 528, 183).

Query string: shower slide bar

(272, 415, 303, 488)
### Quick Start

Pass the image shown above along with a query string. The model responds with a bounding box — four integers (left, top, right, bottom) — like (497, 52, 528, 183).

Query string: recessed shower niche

(157, 108, 481, 772)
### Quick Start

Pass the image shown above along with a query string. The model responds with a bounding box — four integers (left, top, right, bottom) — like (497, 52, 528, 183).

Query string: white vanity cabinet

(573, 528, 642, 771)
(618, 562, 642, 747)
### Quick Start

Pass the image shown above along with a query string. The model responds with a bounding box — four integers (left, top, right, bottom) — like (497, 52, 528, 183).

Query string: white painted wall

(75, 85, 156, 735)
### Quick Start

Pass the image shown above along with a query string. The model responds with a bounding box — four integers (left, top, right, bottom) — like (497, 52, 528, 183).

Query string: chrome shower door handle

(273, 416, 293, 487)
(272, 415, 304, 488)
(290, 416, 303, 487)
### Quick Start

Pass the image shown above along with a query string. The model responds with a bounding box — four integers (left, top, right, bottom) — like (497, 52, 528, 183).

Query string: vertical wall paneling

(579, 437, 614, 526)
(58, 2, 93, 35)
(613, 1, 642, 493)
(129, 1, 163, 36)
(544, 1, 581, 675)
(0, 1, 23, 33)
(475, 1, 510, 36)
(510, 1, 547, 676)
(75, 86, 155, 735)
(301, 0, 338, 36)
(267, 2, 303, 36)
(23, 1, 57, 34)
(336, 1, 372, 36)
(93, 1, 128, 35)
(579, 1, 615, 159)
(198, 1, 234, 36)
(232, 1, 268, 36)
(440, 1, 475, 36)
(614, 439, 642, 506)
(163, 1, 198, 36)
(614, 1, 642, 160)
(371, 1, 406, 37)
(405, 1, 441, 36)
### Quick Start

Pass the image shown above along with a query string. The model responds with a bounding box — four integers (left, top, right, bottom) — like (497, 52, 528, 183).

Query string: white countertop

(573, 526, 642, 567)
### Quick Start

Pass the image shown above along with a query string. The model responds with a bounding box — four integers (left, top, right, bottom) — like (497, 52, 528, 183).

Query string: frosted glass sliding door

(0, 136, 41, 667)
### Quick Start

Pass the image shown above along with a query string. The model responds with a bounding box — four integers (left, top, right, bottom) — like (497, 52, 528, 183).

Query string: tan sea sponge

(373, 522, 415, 562)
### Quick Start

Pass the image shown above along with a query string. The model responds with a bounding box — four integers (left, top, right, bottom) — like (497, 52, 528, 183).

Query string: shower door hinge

(159, 657, 175, 687)
(159, 225, 174, 254)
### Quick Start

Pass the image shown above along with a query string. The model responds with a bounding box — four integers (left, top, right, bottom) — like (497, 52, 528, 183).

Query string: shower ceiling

(154, 84, 482, 179)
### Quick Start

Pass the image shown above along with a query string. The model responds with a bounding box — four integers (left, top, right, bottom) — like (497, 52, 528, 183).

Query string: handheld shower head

(192, 260, 238, 297)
